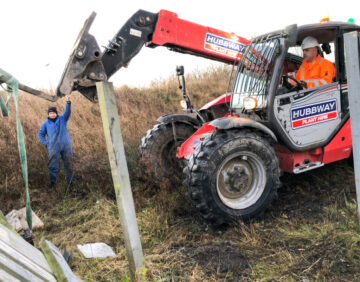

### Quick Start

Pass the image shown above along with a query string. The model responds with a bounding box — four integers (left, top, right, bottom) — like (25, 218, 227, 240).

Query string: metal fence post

(96, 82, 144, 276)
(344, 31, 360, 224)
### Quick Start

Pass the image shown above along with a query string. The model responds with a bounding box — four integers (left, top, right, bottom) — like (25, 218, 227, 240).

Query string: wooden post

(344, 31, 360, 224)
(96, 82, 144, 276)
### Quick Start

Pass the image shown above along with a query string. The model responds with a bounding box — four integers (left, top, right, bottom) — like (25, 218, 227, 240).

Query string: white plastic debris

(77, 243, 116, 258)
(17, 207, 44, 230)
(5, 210, 22, 232)
(5, 208, 44, 231)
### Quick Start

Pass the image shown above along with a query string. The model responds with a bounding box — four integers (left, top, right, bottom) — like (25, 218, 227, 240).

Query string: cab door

(273, 82, 342, 150)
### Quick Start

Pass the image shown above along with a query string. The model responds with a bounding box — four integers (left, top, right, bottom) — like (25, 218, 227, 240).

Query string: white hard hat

(301, 36, 319, 50)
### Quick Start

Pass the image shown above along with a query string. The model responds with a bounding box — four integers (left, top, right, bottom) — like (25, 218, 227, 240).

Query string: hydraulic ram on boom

(56, 9, 249, 102)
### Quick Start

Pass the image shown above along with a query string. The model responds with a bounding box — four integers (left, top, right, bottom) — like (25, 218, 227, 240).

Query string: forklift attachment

(56, 12, 106, 102)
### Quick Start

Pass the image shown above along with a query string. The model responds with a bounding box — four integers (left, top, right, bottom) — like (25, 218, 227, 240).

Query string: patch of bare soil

(268, 160, 355, 223)
(188, 243, 248, 276)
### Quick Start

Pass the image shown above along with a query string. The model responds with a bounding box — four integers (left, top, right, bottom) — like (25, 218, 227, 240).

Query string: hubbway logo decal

(291, 99, 338, 129)
(204, 33, 246, 59)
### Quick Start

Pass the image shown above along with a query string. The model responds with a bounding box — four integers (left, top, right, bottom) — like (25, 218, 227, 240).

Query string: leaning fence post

(96, 81, 144, 276)
(344, 31, 360, 224)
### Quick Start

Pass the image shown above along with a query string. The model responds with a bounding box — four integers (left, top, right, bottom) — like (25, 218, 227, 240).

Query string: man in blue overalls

(38, 95, 74, 189)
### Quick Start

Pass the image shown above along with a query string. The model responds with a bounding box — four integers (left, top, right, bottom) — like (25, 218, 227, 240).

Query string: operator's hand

(300, 80, 308, 89)
(66, 95, 71, 102)
(287, 72, 296, 77)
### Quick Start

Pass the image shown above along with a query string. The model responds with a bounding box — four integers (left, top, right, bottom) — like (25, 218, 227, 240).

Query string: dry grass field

(1, 65, 360, 281)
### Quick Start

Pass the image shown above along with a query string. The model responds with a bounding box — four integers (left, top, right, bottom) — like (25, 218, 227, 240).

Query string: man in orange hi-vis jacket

(295, 36, 336, 88)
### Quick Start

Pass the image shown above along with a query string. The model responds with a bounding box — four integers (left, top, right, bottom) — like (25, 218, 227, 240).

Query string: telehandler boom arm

(56, 9, 249, 102)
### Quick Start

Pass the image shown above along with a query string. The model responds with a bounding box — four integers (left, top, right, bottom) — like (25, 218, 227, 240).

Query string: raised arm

(63, 95, 71, 121)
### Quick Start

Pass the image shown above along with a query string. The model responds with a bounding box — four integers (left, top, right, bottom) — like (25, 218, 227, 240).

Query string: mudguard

(157, 114, 201, 126)
(176, 122, 216, 159)
(177, 116, 278, 159)
(210, 116, 277, 142)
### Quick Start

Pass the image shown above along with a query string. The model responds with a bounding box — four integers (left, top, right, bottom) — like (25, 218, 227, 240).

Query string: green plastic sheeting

(0, 68, 32, 232)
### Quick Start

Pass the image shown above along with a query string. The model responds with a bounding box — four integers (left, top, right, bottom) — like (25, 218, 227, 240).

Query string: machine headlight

(180, 100, 187, 109)
(243, 97, 258, 110)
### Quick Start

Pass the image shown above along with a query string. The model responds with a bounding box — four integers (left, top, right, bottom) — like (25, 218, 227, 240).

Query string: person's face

(48, 112, 57, 119)
(303, 47, 318, 62)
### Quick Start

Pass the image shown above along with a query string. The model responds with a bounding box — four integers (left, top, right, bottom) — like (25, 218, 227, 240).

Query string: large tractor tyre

(140, 122, 196, 187)
(184, 129, 281, 225)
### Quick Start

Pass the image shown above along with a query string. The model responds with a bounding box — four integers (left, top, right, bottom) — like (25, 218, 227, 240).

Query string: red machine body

(177, 118, 353, 174)
(176, 122, 216, 158)
(199, 94, 232, 111)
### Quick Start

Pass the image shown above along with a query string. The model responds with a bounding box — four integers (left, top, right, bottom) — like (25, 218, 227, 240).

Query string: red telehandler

(55, 11, 360, 225)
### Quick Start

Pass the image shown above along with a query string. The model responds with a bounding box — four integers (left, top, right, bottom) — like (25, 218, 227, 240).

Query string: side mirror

(176, 65, 184, 76)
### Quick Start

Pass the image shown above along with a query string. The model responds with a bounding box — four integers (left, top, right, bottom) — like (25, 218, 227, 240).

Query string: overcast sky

(0, 0, 355, 90)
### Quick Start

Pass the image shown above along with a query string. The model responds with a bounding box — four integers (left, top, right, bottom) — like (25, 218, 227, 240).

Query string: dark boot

(49, 182, 56, 190)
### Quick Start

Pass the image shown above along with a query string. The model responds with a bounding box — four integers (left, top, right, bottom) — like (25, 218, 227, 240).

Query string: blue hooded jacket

(38, 103, 72, 155)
